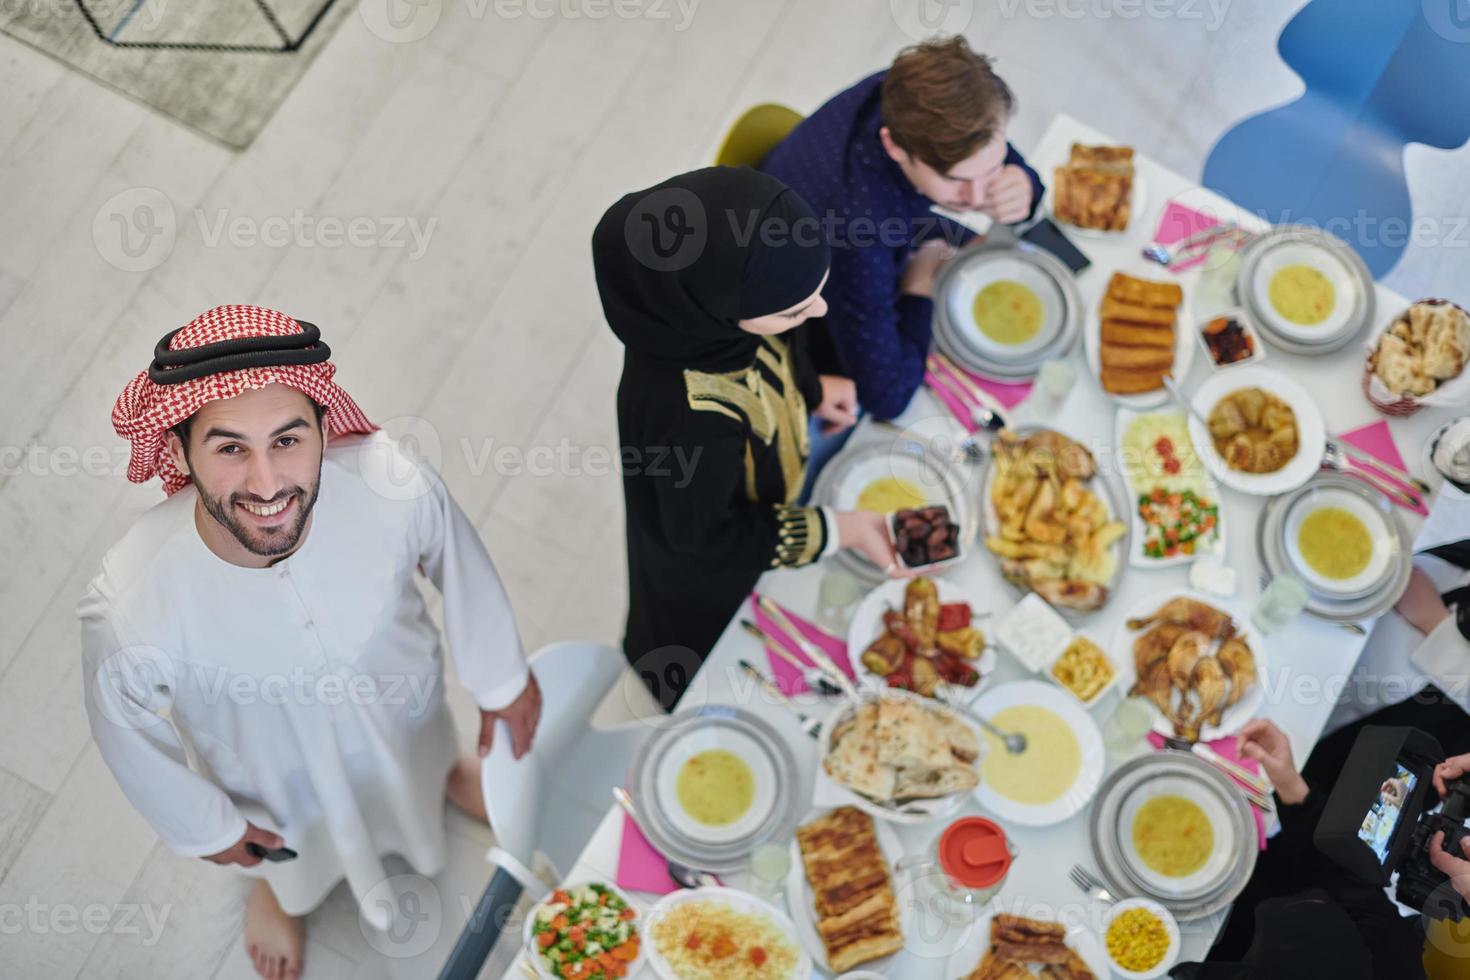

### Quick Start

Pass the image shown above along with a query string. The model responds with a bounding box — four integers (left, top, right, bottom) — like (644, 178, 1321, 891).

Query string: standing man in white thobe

(80, 305, 542, 980)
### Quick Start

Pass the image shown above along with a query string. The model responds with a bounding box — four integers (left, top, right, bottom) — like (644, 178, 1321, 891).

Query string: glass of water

(748, 836, 792, 900)
(1252, 575, 1309, 635)
(816, 568, 862, 633)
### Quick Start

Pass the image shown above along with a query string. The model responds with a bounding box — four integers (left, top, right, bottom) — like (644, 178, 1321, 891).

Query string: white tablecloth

(508, 112, 1455, 978)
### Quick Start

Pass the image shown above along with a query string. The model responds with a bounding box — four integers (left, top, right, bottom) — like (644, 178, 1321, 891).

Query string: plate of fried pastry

(1050, 142, 1146, 236)
(1084, 269, 1191, 406)
(947, 911, 1108, 979)
(787, 806, 909, 976)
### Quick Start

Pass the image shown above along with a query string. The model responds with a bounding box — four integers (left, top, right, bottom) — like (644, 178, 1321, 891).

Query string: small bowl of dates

(1197, 308, 1265, 369)
(889, 504, 964, 571)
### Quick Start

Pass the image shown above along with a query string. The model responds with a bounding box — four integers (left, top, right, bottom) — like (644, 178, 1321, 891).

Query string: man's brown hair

(880, 36, 1015, 173)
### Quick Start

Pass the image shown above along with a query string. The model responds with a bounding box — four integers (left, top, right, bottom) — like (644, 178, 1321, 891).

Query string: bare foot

(244, 879, 304, 980)
(446, 755, 488, 823)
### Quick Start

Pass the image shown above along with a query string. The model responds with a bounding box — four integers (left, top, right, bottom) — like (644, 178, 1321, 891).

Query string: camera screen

(1358, 763, 1417, 863)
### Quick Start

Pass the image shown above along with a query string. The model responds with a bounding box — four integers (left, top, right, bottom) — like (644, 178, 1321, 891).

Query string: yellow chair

(713, 103, 805, 168)
(1425, 916, 1470, 979)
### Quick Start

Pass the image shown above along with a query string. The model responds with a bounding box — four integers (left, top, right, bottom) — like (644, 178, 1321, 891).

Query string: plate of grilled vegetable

(1116, 593, 1265, 742)
(848, 577, 997, 700)
(982, 427, 1129, 614)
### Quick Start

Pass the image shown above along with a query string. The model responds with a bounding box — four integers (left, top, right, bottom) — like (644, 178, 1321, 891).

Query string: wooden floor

(1, 1, 1467, 976)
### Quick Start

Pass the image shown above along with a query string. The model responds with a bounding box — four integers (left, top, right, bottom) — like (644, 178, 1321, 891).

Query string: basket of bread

(1362, 299, 1470, 417)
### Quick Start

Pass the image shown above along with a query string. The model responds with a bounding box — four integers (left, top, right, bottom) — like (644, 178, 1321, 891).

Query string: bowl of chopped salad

(523, 882, 644, 980)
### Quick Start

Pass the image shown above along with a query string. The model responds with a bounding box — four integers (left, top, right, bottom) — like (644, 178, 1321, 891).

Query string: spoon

(611, 787, 717, 890)
(933, 691, 1026, 754)
(1161, 375, 1209, 428)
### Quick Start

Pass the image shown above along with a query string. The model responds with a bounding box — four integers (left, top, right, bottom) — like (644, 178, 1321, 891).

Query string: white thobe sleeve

(1409, 616, 1470, 710)
(412, 460, 530, 712)
(79, 588, 248, 857)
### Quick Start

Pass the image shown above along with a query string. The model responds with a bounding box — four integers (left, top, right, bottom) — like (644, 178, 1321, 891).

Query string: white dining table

(503, 112, 1456, 978)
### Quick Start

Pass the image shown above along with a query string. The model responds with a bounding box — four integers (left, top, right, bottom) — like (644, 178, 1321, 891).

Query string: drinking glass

(1252, 575, 1309, 635)
(816, 568, 862, 633)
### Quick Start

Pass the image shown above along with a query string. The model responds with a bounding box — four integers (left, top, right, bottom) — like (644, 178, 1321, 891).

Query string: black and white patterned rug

(2, 0, 356, 147)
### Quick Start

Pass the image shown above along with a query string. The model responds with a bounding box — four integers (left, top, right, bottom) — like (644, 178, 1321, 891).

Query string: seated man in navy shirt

(764, 36, 1043, 431)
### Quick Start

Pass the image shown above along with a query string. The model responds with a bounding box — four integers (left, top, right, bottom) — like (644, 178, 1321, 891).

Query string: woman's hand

(1396, 567, 1449, 635)
(814, 375, 858, 434)
(834, 511, 914, 579)
(1237, 718, 1310, 805)
(898, 239, 956, 299)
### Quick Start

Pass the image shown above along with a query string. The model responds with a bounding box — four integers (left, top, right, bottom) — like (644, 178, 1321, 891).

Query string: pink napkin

(1150, 202, 1223, 272)
(615, 812, 679, 895)
(1337, 420, 1429, 516)
(931, 355, 1033, 410)
(1149, 732, 1269, 850)
(926, 370, 982, 434)
(747, 592, 854, 695)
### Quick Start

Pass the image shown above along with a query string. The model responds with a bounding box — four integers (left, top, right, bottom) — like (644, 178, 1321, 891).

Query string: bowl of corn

(1103, 898, 1179, 979)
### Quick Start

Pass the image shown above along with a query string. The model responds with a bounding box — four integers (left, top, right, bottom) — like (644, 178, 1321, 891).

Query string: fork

(1069, 864, 1117, 904)
(1320, 443, 1423, 510)
(738, 660, 823, 740)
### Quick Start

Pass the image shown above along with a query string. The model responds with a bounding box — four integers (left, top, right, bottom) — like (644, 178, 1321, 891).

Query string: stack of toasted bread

(794, 807, 905, 973)
(1053, 144, 1135, 232)
(966, 914, 1097, 980)
(1099, 272, 1183, 395)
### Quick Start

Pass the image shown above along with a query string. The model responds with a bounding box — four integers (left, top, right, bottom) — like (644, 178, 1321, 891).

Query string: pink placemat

(1149, 732, 1269, 850)
(1151, 202, 1222, 273)
(932, 355, 1033, 410)
(1338, 419, 1429, 516)
(926, 370, 981, 433)
(615, 812, 679, 895)
(747, 593, 854, 696)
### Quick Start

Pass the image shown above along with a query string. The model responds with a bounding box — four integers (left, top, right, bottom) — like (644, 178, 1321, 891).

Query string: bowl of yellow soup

(1249, 241, 1358, 342)
(1118, 777, 1239, 899)
(968, 680, 1106, 826)
(943, 256, 1066, 359)
(1282, 485, 1398, 599)
(654, 726, 778, 845)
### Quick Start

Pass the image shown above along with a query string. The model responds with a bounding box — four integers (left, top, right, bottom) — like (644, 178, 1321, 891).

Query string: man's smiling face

(167, 384, 326, 562)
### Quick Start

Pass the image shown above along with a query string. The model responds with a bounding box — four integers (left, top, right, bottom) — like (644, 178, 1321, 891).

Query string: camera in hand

(1315, 725, 1470, 920)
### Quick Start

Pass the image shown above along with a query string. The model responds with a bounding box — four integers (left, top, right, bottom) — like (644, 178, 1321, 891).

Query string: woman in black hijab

(593, 167, 900, 710)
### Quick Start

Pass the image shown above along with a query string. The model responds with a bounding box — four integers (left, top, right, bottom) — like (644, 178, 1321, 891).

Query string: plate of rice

(645, 886, 809, 980)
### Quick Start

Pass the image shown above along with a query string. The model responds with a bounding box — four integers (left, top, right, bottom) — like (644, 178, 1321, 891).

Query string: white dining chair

(436, 641, 655, 979)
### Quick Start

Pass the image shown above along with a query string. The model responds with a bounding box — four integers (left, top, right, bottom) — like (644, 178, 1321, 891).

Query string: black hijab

(592, 166, 830, 373)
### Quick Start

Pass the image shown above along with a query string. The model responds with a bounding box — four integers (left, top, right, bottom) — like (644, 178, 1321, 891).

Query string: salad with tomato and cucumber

(1137, 487, 1219, 559)
(529, 883, 641, 979)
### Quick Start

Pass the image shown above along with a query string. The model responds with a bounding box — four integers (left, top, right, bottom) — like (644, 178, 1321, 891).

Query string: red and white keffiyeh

(112, 305, 377, 496)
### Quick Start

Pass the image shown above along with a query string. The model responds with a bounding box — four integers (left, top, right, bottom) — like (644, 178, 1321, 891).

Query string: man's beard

(198, 471, 322, 558)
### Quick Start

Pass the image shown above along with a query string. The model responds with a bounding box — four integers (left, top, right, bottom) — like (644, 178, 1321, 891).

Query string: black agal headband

(148, 320, 331, 385)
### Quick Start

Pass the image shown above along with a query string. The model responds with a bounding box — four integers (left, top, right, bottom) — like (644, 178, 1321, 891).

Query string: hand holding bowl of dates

(890, 504, 964, 572)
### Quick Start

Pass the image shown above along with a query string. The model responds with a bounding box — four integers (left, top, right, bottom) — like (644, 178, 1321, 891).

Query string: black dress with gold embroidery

(617, 333, 827, 709)
(594, 166, 833, 710)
